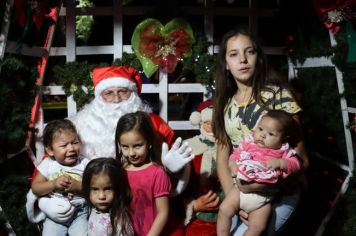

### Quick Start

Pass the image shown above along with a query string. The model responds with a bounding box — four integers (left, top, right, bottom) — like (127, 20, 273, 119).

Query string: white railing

(288, 31, 355, 236)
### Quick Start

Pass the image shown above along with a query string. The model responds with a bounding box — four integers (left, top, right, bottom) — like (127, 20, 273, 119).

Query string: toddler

(82, 157, 133, 236)
(31, 119, 89, 236)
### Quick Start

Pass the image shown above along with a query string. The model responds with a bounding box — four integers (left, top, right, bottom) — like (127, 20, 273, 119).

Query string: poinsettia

(132, 18, 195, 78)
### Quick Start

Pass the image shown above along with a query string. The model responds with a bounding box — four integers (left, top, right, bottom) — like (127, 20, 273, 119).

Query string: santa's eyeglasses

(101, 88, 131, 102)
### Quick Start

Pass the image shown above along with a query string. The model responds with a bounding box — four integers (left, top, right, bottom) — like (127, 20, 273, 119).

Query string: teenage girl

(115, 111, 172, 236)
(82, 157, 133, 236)
(213, 26, 308, 235)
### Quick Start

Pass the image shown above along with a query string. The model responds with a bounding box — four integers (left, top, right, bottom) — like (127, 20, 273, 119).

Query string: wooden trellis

(0, 0, 13, 72)
(4, 1, 349, 235)
(29, 0, 282, 162)
(288, 31, 355, 236)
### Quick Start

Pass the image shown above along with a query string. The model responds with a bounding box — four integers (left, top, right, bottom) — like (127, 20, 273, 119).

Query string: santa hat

(189, 99, 214, 125)
(93, 66, 142, 97)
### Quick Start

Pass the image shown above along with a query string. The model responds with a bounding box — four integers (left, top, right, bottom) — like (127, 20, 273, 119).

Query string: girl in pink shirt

(115, 111, 171, 236)
(217, 110, 301, 236)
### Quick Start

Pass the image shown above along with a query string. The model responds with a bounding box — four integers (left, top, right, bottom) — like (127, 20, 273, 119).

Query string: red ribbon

(139, 24, 192, 73)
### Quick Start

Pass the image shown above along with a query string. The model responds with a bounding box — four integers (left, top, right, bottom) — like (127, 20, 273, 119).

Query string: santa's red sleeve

(149, 113, 176, 147)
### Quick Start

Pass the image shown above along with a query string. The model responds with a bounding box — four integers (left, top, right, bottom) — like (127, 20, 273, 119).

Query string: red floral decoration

(131, 18, 195, 78)
(314, 0, 356, 33)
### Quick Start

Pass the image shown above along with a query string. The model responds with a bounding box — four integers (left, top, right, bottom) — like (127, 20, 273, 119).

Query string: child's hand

(53, 175, 71, 191)
(64, 178, 81, 193)
(239, 209, 249, 225)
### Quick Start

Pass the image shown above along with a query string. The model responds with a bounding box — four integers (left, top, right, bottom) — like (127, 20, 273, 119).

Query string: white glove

(26, 190, 46, 223)
(162, 137, 195, 173)
(38, 196, 75, 223)
(171, 164, 191, 197)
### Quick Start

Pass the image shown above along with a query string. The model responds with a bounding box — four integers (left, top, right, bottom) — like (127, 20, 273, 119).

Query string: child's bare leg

(243, 203, 272, 236)
(217, 187, 240, 236)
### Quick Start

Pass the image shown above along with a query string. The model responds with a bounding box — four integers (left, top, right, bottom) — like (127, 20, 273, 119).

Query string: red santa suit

(26, 67, 190, 236)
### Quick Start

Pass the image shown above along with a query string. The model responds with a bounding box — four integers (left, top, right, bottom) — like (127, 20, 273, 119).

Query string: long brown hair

(82, 157, 133, 236)
(213, 25, 287, 147)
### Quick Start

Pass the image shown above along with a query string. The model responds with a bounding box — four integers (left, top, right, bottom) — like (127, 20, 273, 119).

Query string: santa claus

(182, 99, 222, 236)
(26, 66, 194, 227)
(71, 66, 176, 159)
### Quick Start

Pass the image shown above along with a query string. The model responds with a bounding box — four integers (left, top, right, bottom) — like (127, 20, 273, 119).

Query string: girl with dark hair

(212, 26, 308, 235)
(31, 119, 89, 236)
(115, 111, 171, 236)
(82, 157, 133, 236)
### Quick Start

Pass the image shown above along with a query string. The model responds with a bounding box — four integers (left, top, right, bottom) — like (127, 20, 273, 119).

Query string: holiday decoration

(182, 32, 216, 97)
(182, 99, 222, 232)
(312, 0, 356, 63)
(76, 0, 94, 43)
(52, 54, 142, 108)
(131, 18, 195, 78)
(14, 0, 50, 31)
(92, 66, 142, 97)
(189, 99, 214, 126)
(12, 0, 60, 51)
(0, 56, 38, 160)
(0, 174, 39, 235)
(314, 0, 356, 33)
(53, 61, 95, 108)
(54, 33, 215, 107)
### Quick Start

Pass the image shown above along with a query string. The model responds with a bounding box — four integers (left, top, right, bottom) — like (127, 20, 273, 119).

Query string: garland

(0, 173, 38, 235)
(76, 0, 94, 43)
(53, 53, 144, 108)
(286, 6, 356, 233)
(289, 22, 356, 159)
(53, 32, 215, 108)
(182, 32, 216, 97)
(0, 56, 38, 160)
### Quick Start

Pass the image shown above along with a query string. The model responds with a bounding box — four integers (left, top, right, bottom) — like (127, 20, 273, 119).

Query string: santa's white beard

(69, 93, 152, 159)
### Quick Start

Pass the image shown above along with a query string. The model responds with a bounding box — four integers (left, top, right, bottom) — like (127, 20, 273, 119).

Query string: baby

(217, 110, 301, 236)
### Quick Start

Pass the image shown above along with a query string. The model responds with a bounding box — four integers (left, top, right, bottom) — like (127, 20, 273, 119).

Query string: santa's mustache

(94, 92, 152, 117)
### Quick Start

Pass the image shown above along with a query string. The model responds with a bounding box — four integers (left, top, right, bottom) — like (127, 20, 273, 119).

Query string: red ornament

(287, 35, 294, 41)
(313, 0, 356, 33)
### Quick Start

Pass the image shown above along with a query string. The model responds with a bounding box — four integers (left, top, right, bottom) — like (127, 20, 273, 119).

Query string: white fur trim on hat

(189, 111, 201, 125)
(201, 107, 213, 122)
(94, 77, 137, 97)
